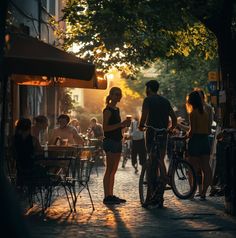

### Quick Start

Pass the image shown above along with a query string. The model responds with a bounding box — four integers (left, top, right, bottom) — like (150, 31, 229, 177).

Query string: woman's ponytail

(106, 95, 111, 105)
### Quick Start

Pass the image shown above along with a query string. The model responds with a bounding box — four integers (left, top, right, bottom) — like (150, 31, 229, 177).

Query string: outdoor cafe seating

(6, 145, 95, 213)
(6, 144, 96, 213)
(62, 145, 96, 212)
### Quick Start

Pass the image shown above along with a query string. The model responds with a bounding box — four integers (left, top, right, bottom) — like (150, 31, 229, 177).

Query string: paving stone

(22, 161, 236, 238)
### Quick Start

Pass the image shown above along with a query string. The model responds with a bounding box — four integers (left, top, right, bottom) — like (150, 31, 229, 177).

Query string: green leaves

(61, 0, 219, 72)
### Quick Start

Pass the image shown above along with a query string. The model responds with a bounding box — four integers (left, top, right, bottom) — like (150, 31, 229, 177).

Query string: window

(41, 0, 57, 16)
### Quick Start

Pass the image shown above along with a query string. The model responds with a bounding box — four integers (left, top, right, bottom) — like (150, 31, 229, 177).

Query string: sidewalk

(24, 161, 236, 238)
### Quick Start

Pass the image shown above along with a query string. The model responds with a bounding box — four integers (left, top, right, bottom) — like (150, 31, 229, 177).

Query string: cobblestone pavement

(23, 160, 236, 238)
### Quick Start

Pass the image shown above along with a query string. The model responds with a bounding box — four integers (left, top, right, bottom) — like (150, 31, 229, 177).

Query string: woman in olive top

(186, 91, 212, 201)
(102, 87, 131, 204)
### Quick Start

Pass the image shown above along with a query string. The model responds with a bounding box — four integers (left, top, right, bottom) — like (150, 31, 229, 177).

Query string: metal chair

(76, 158, 95, 210)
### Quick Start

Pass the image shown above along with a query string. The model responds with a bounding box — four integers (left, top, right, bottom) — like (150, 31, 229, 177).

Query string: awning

(10, 72, 107, 89)
(3, 33, 107, 89)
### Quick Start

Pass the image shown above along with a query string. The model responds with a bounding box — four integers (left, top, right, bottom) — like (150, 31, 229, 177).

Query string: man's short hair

(145, 80, 159, 92)
(57, 114, 70, 123)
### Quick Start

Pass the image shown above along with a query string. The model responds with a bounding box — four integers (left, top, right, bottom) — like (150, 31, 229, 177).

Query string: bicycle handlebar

(145, 125, 187, 140)
(144, 125, 168, 133)
(170, 135, 186, 141)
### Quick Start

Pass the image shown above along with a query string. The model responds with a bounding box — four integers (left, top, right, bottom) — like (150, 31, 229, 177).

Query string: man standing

(139, 80, 177, 208)
(130, 116, 146, 173)
(88, 117, 104, 140)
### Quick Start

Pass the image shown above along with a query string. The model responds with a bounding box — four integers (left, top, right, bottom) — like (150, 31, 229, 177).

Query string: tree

(61, 0, 236, 127)
(60, 90, 75, 114)
(62, 1, 216, 68)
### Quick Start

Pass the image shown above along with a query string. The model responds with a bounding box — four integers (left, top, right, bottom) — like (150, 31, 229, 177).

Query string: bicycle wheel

(171, 160, 197, 199)
(139, 164, 148, 205)
(139, 160, 164, 205)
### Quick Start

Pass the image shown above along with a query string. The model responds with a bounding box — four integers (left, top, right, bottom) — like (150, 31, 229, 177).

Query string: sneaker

(216, 190, 224, 196)
(149, 199, 164, 209)
(209, 188, 219, 197)
(195, 192, 201, 197)
(165, 185, 172, 190)
(199, 195, 206, 201)
(103, 196, 120, 204)
(112, 195, 127, 203)
(142, 199, 164, 209)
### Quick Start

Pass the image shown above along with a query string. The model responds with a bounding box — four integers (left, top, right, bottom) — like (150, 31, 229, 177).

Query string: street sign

(208, 71, 219, 81)
(207, 81, 218, 95)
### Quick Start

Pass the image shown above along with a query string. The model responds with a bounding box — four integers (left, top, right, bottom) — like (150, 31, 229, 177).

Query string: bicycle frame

(139, 126, 196, 205)
(167, 136, 187, 177)
(146, 125, 168, 170)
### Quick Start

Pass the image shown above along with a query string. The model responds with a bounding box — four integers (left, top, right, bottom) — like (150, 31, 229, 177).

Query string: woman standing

(103, 87, 131, 204)
(186, 91, 212, 200)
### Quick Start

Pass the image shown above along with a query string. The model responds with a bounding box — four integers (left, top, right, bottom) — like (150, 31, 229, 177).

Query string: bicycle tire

(139, 160, 164, 205)
(139, 164, 148, 204)
(170, 160, 197, 199)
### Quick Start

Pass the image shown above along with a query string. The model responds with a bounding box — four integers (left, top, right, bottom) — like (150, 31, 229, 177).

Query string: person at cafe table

(31, 115, 49, 144)
(13, 118, 47, 184)
(48, 114, 84, 146)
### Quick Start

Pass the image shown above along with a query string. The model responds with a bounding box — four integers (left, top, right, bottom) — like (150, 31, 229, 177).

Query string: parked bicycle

(139, 125, 197, 207)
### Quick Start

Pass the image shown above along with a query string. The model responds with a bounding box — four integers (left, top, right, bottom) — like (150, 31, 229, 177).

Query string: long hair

(15, 118, 31, 135)
(105, 87, 122, 105)
(194, 87, 206, 103)
(186, 91, 204, 114)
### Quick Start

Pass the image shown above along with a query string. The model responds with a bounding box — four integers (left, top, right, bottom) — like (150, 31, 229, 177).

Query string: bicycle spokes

(171, 160, 196, 199)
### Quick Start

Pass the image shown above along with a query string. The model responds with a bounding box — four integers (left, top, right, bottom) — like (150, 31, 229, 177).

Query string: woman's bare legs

(199, 155, 212, 197)
(188, 156, 200, 195)
(103, 152, 121, 197)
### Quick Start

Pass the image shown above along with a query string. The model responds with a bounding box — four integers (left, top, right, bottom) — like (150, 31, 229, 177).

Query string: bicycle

(139, 125, 197, 207)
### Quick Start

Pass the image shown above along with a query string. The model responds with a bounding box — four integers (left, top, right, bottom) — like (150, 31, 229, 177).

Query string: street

(24, 160, 236, 238)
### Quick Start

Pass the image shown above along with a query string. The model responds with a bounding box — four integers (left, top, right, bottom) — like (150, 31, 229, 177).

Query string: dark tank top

(103, 106, 122, 141)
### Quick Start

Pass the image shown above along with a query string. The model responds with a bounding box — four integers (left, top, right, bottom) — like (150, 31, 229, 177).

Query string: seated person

(48, 114, 84, 146)
(87, 117, 104, 151)
(87, 117, 104, 140)
(13, 118, 47, 183)
(31, 115, 49, 144)
(68, 118, 81, 134)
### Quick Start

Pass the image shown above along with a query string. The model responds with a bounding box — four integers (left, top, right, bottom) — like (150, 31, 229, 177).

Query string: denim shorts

(103, 138, 122, 153)
(188, 134, 210, 156)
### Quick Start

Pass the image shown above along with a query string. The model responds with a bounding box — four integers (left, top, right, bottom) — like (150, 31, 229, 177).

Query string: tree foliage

(61, 0, 218, 72)
(121, 56, 217, 108)
(60, 90, 75, 114)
